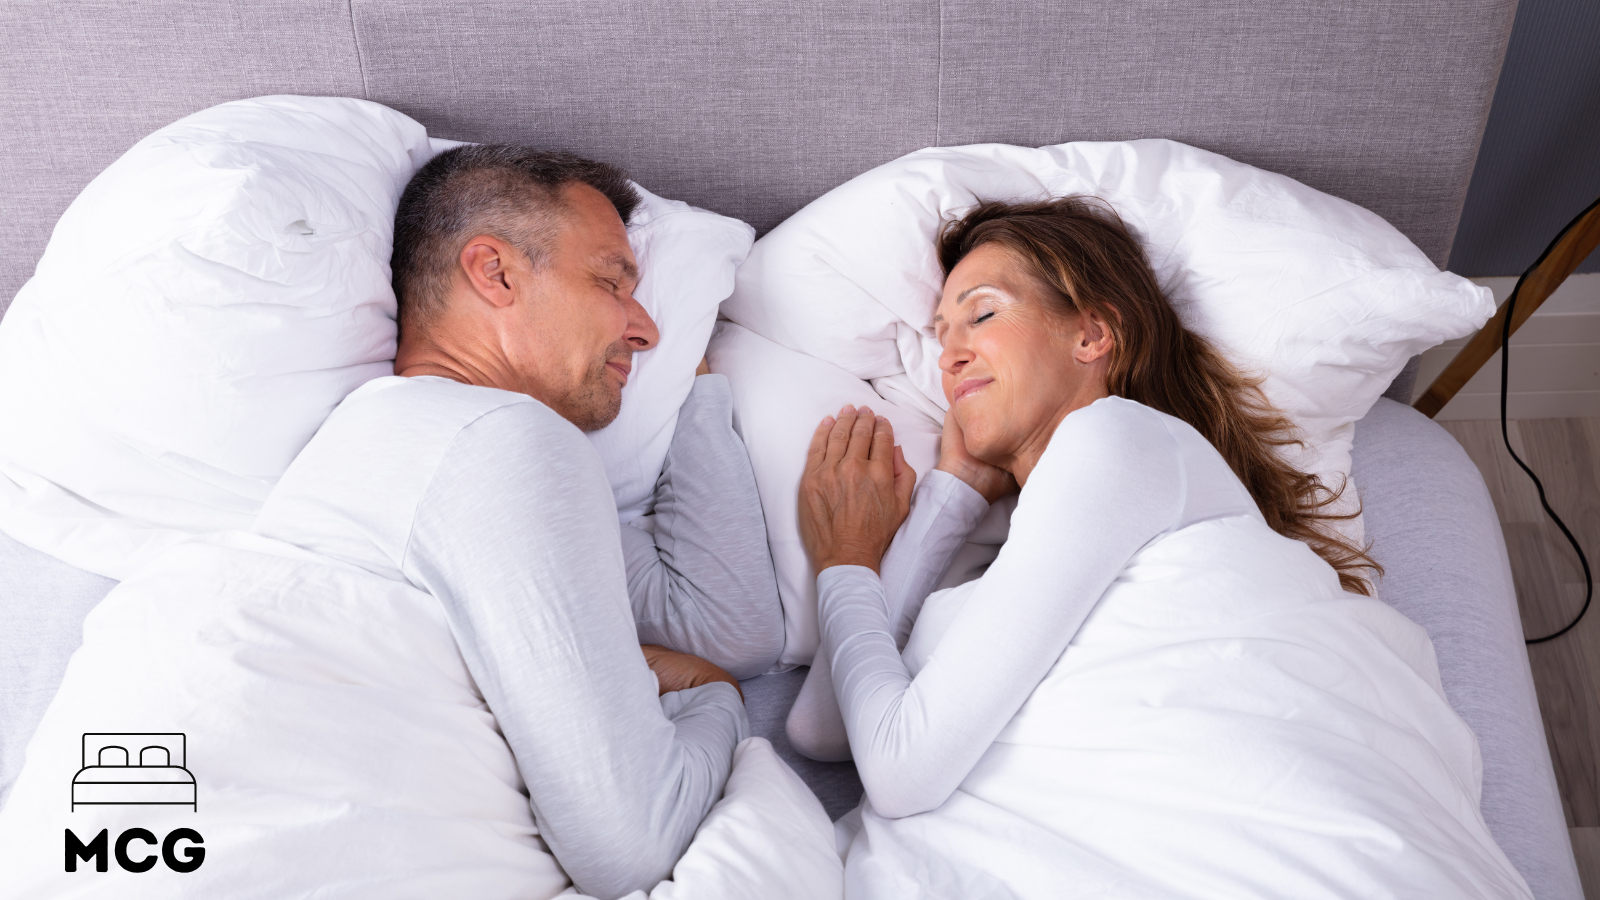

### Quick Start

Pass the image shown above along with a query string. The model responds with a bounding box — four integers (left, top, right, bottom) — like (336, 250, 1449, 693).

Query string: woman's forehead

(939, 245, 1037, 309)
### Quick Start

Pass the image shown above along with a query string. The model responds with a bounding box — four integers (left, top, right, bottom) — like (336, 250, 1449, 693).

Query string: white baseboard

(1413, 273, 1600, 421)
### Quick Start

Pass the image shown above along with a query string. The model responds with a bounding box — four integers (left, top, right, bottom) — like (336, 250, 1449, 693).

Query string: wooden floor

(1440, 417, 1599, 897)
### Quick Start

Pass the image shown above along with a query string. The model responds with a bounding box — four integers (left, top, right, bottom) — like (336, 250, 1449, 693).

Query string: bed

(0, 1, 1582, 897)
(71, 733, 196, 812)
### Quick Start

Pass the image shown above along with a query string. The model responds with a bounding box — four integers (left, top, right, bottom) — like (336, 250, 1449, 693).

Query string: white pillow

(0, 96, 751, 579)
(591, 184, 754, 521)
(715, 139, 1493, 664)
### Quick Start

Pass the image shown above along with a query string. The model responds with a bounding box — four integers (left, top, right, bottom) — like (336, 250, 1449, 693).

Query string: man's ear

(1074, 309, 1115, 364)
(458, 235, 520, 309)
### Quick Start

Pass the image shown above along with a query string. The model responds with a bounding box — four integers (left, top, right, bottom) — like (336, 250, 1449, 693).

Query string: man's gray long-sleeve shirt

(254, 373, 766, 897)
(620, 374, 783, 679)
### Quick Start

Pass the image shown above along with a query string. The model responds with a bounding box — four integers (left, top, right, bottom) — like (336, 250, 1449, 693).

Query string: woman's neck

(1009, 384, 1111, 487)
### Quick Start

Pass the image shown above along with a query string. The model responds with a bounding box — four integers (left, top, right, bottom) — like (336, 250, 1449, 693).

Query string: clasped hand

(797, 405, 914, 574)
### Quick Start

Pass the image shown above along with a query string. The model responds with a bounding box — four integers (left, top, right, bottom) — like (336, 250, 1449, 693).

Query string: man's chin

(572, 393, 623, 433)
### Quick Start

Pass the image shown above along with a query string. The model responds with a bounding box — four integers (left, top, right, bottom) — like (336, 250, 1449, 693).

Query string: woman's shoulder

(1054, 395, 1182, 450)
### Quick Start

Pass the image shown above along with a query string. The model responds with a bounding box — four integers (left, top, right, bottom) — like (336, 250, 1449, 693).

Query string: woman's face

(934, 242, 1110, 475)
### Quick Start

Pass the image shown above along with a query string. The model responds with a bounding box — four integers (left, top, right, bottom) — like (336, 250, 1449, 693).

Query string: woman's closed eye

(972, 311, 995, 325)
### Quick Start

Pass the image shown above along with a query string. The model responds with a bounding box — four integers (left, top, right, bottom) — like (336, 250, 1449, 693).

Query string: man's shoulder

(335, 374, 541, 432)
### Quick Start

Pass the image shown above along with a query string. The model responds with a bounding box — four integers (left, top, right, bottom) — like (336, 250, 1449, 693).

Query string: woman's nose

(938, 340, 970, 375)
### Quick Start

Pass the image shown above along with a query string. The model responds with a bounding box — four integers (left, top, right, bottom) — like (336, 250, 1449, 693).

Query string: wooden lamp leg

(1414, 199, 1600, 419)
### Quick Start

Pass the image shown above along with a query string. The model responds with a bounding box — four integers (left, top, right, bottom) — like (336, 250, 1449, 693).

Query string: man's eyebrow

(599, 253, 639, 281)
(931, 284, 995, 324)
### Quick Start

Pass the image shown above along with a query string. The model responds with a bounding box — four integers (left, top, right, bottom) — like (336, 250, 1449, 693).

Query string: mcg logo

(63, 733, 206, 873)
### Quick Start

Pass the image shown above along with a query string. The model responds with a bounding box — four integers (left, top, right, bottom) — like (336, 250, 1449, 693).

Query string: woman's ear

(1073, 309, 1114, 364)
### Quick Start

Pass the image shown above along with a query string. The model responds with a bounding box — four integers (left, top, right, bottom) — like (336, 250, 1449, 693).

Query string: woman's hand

(798, 405, 914, 574)
(641, 644, 743, 699)
(936, 408, 1017, 503)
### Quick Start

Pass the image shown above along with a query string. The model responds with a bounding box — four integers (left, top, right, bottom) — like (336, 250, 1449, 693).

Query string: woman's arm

(816, 400, 1183, 818)
(787, 469, 990, 761)
(619, 373, 784, 679)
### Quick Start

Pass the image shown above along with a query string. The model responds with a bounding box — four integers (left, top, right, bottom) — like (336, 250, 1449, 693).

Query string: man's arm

(402, 402, 747, 899)
(619, 374, 784, 679)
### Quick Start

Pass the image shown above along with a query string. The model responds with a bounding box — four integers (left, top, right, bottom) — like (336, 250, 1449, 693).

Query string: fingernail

(859, 405, 873, 416)
(821, 416, 835, 427)
(840, 404, 854, 415)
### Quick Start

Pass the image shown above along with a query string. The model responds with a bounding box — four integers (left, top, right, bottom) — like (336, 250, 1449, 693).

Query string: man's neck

(394, 339, 498, 389)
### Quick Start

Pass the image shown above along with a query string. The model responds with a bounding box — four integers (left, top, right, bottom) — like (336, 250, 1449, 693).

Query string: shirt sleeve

(819, 401, 1184, 818)
(787, 468, 991, 761)
(401, 401, 748, 899)
(618, 374, 785, 679)
(879, 468, 993, 647)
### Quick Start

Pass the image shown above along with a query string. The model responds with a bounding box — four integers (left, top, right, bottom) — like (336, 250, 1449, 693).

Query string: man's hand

(935, 407, 1017, 503)
(641, 644, 743, 699)
(797, 404, 914, 575)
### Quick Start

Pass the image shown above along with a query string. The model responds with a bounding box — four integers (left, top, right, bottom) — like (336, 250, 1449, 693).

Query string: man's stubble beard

(560, 345, 629, 433)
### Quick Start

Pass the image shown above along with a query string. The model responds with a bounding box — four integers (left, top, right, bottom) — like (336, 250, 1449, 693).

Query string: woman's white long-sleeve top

(817, 395, 1262, 818)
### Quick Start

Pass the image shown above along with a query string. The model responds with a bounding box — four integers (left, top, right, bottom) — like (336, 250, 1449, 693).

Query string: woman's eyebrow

(932, 284, 998, 324)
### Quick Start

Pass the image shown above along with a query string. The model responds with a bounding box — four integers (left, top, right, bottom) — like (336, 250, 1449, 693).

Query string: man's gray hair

(391, 145, 640, 333)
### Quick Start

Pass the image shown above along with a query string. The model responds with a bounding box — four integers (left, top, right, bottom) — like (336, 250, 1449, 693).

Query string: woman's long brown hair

(937, 197, 1380, 595)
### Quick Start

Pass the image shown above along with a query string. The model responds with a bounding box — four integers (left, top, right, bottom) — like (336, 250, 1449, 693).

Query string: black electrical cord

(1504, 195, 1598, 645)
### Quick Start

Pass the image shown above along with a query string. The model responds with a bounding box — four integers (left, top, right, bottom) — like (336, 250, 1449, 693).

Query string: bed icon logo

(71, 733, 196, 812)
(66, 733, 205, 874)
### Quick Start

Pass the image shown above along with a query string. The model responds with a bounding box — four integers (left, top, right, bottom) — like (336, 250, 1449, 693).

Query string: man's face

(511, 183, 658, 431)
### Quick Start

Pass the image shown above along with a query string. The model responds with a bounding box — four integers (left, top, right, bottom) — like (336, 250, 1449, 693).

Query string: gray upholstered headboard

(0, 0, 1515, 326)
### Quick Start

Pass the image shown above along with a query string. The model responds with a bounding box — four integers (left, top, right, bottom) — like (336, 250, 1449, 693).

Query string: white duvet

(837, 516, 1532, 899)
(0, 533, 841, 899)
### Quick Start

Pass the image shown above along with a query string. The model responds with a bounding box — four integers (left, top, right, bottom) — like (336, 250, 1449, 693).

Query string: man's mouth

(606, 360, 631, 385)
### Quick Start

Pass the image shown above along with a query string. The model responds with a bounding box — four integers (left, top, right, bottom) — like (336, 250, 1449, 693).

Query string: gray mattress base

(0, 398, 1582, 897)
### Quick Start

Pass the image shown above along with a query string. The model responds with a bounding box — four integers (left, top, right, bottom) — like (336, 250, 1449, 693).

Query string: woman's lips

(953, 377, 992, 402)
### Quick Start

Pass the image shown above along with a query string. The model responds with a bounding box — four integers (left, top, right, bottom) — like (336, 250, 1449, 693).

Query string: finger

(824, 406, 855, 464)
(894, 445, 915, 507)
(870, 415, 895, 463)
(805, 415, 835, 470)
(846, 405, 876, 459)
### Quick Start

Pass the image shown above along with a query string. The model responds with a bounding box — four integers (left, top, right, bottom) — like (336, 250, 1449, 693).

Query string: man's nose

(624, 292, 658, 350)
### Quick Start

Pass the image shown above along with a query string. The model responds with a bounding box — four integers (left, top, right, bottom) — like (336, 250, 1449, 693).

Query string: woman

(794, 197, 1530, 898)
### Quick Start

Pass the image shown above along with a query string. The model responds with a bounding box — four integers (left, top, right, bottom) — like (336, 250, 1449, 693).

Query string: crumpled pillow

(0, 95, 751, 579)
(715, 139, 1493, 665)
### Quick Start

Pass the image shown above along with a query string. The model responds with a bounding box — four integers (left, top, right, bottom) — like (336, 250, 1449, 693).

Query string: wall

(1449, 0, 1600, 277)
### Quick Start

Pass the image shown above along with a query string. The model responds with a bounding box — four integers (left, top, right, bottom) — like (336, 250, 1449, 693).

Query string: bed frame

(0, 1, 1581, 896)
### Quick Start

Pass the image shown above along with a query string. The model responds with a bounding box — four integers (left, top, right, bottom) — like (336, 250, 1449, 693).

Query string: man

(245, 145, 779, 892)
(0, 146, 781, 899)
(389, 145, 782, 681)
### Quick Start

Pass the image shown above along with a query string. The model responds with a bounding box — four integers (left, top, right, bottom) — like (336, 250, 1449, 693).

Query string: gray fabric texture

(937, 0, 1515, 269)
(348, 0, 941, 252)
(0, 0, 365, 318)
(0, 0, 1516, 319)
(0, 527, 115, 811)
(1352, 398, 1583, 900)
(620, 375, 785, 680)
(740, 667, 864, 821)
